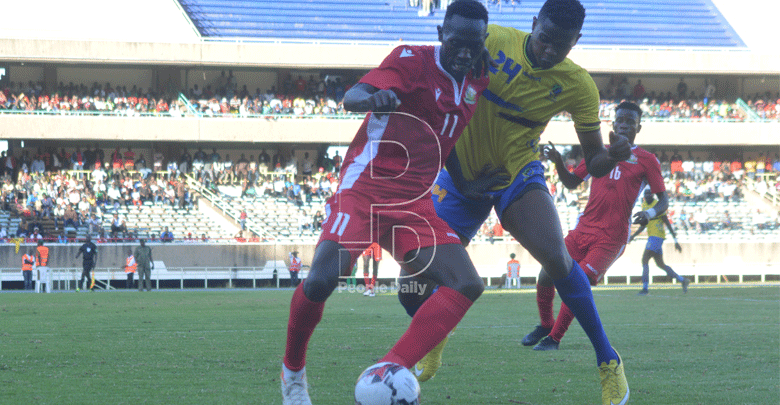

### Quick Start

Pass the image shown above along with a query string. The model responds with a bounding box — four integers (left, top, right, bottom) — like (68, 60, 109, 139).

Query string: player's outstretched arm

(634, 192, 670, 226)
(628, 225, 646, 243)
(576, 129, 632, 178)
(662, 214, 682, 252)
(342, 83, 400, 115)
(543, 141, 582, 190)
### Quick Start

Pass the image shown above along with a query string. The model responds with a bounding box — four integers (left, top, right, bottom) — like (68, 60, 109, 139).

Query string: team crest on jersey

(625, 153, 638, 164)
(546, 84, 563, 102)
(464, 85, 478, 104)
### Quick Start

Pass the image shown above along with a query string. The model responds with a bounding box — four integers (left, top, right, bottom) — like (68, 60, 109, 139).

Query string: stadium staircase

(196, 184, 327, 243)
(185, 176, 277, 241)
(735, 98, 762, 122)
(178, 0, 744, 47)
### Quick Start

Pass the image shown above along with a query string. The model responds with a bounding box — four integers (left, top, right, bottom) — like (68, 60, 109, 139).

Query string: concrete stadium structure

(0, 0, 778, 288)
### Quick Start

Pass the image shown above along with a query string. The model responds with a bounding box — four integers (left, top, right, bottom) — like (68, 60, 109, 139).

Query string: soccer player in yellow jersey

(630, 187, 690, 295)
(402, 1, 631, 404)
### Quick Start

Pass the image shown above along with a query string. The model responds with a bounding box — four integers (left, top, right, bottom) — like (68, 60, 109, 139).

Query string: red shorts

(318, 190, 461, 275)
(564, 228, 626, 286)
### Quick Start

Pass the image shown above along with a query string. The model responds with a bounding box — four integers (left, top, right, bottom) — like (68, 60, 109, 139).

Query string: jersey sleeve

(572, 158, 589, 180)
(643, 153, 666, 193)
(568, 70, 601, 133)
(359, 46, 421, 94)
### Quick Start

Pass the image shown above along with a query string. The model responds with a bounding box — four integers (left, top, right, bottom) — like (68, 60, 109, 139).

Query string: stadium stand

(0, 0, 777, 293)
(179, 0, 745, 47)
(2, 81, 776, 122)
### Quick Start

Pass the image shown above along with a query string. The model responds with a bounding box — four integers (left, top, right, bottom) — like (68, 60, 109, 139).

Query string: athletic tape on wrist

(646, 208, 657, 219)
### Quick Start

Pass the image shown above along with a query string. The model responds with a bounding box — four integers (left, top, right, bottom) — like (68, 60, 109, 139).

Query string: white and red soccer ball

(355, 362, 421, 405)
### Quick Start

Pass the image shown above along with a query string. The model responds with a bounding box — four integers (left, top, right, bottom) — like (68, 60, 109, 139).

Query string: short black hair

(539, 0, 585, 31)
(616, 101, 643, 121)
(445, 0, 489, 24)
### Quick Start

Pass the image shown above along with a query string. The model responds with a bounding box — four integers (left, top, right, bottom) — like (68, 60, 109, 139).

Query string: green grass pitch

(1, 285, 778, 404)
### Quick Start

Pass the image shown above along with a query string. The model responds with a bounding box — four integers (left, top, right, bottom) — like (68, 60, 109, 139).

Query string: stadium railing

(735, 98, 767, 122)
(1, 107, 773, 123)
(0, 264, 309, 291)
(185, 174, 275, 241)
(472, 257, 780, 287)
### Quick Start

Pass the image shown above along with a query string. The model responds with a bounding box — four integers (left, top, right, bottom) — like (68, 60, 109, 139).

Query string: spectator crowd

(2, 75, 777, 122)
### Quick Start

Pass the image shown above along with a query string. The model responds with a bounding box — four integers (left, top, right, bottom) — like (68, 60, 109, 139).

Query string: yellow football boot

(599, 348, 629, 405)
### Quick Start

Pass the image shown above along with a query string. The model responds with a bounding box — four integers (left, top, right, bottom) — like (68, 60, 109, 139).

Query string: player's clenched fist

(607, 131, 632, 162)
(367, 89, 401, 116)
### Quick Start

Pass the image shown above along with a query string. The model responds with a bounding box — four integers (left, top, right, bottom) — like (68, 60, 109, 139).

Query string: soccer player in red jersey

(280, 2, 491, 404)
(361, 242, 381, 297)
(525, 101, 669, 351)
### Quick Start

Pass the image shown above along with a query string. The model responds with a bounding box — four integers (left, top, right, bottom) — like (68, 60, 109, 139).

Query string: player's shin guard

(537, 284, 556, 329)
(382, 286, 472, 369)
(283, 283, 325, 371)
(553, 261, 617, 366)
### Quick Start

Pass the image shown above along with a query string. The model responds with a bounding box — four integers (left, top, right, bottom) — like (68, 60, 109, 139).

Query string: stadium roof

(180, 0, 746, 48)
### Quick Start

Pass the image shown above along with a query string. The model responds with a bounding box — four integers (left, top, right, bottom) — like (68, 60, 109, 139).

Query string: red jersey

(572, 145, 665, 243)
(338, 45, 488, 201)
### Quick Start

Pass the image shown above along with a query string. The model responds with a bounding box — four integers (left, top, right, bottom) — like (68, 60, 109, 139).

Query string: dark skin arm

(342, 83, 400, 117)
(629, 224, 646, 243)
(662, 214, 683, 252)
(576, 129, 632, 178)
(542, 141, 583, 190)
(633, 192, 670, 225)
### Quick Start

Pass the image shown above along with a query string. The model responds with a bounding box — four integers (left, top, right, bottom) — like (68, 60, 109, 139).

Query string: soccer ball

(354, 362, 421, 405)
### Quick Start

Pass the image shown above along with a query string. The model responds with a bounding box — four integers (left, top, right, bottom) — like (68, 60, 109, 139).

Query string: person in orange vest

(288, 251, 302, 287)
(22, 248, 35, 290)
(506, 253, 521, 289)
(36, 240, 51, 293)
(124, 248, 137, 289)
(362, 242, 381, 297)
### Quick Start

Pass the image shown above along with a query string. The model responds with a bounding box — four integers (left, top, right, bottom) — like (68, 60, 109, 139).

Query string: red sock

(549, 302, 575, 342)
(381, 286, 473, 369)
(283, 283, 325, 371)
(537, 284, 556, 329)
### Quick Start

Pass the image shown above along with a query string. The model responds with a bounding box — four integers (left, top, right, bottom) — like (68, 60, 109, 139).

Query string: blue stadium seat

(178, 0, 744, 47)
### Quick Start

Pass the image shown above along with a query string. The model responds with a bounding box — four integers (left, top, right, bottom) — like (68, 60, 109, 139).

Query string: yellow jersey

(455, 24, 601, 185)
(641, 199, 666, 239)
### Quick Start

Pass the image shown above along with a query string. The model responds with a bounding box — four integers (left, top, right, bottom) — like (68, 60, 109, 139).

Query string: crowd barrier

(0, 261, 309, 291)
